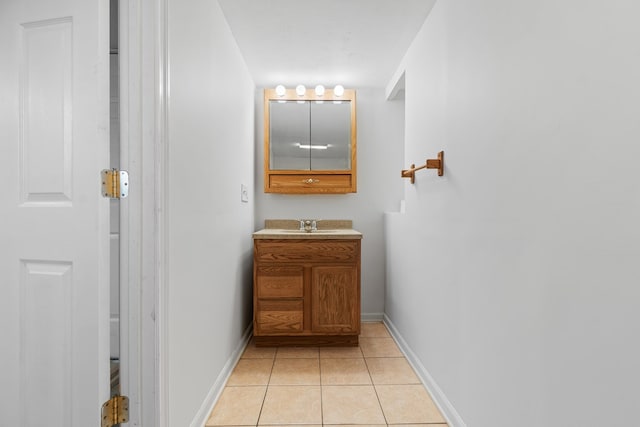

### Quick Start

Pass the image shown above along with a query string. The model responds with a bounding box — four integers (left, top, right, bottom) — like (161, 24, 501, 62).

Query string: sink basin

(278, 229, 337, 234)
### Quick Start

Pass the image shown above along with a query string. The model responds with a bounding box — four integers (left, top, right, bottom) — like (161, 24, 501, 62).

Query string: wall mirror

(264, 87, 356, 194)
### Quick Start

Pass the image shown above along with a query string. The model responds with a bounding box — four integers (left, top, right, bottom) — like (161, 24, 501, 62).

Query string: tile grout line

(318, 351, 324, 426)
(254, 349, 277, 427)
(363, 352, 390, 426)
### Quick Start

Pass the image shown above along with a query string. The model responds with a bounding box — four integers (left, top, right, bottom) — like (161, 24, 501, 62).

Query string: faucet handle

(311, 220, 317, 231)
(299, 220, 305, 231)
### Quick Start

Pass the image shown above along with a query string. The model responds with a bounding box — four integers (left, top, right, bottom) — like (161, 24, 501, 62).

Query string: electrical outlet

(241, 184, 249, 202)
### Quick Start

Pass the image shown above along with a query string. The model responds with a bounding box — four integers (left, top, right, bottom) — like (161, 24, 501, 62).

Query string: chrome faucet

(299, 219, 318, 232)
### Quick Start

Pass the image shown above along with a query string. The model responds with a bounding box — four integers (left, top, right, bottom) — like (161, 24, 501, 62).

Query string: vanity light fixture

(272, 84, 346, 100)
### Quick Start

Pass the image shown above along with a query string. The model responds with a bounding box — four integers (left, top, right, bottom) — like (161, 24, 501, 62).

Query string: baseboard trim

(190, 323, 253, 427)
(383, 314, 466, 427)
(361, 312, 384, 322)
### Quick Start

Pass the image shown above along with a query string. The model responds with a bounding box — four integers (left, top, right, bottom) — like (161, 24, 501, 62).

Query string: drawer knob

(303, 178, 320, 184)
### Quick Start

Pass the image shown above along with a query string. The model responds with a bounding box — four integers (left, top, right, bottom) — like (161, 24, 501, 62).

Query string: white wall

(167, 1, 255, 425)
(255, 87, 405, 317)
(385, 0, 640, 426)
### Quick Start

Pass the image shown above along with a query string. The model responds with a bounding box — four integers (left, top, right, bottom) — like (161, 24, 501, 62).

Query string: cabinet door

(311, 265, 359, 333)
(269, 100, 310, 170)
(310, 100, 352, 170)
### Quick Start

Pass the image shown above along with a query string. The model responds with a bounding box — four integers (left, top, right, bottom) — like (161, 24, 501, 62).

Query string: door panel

(311, 265, 359, 333)
(21, 17, 74, 206)
(20, 261, 74, 425)
(0, 0, 110, 425)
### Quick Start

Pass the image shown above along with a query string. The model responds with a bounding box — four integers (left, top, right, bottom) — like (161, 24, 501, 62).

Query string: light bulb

(315, 85, 325, 97)
(275, 85, 286, 97)
(296, 85, 306, 96)
(334, 84, 345, 97)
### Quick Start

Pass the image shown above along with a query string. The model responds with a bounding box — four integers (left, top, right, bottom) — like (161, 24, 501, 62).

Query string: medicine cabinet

(263, 87, 357, 194)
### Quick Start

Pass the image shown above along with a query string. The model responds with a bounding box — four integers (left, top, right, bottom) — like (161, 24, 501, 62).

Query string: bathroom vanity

(252, 220, 362, 346)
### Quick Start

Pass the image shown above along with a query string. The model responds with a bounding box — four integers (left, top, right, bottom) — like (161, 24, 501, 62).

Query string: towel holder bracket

(401, 151, 444, 183)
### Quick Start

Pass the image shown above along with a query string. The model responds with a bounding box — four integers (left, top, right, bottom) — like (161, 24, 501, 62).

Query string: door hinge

(101, 169, 129, 199)
(101, 395, 129, 427)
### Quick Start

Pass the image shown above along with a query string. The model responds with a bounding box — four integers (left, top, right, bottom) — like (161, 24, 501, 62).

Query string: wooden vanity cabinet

(253, 239, 361, 346)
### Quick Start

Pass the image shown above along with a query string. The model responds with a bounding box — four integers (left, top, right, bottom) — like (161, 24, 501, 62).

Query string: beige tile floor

(206, 322, 448, 426)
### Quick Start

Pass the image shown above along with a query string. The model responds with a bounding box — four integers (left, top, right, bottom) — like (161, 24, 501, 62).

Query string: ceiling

(217, 0, 436, 89)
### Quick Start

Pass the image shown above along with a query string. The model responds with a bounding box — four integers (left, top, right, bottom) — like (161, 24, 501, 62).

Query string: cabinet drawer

(255, 240, 359, 263)
(256, 266, 303, 298)
(256, 300, 303, 334)
(267, 174, 354, 194)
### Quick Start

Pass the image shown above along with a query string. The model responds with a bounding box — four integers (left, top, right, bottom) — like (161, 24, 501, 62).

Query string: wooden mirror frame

(263, 87, 357, 194)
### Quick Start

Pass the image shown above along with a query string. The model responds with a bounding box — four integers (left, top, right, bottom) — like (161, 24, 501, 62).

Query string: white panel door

(0, 0, 111, 426)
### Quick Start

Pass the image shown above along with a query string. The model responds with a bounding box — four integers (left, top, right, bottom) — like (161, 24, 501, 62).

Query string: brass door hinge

(101, 395, 129, 427)
(101, 169, 129, 199)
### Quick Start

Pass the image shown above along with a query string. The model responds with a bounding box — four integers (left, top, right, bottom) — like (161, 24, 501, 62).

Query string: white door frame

(117, 0, 168, 425)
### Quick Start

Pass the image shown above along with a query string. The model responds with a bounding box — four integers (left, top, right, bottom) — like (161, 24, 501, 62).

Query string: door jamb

(117, 0, 139, 424)
(117, 0, 167, 424)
